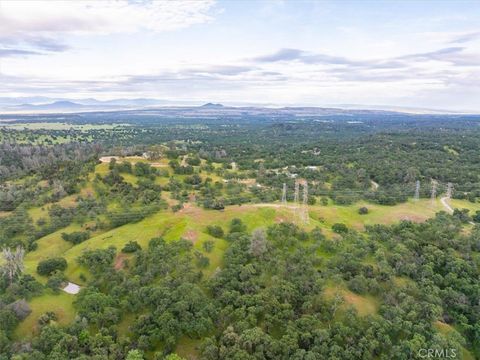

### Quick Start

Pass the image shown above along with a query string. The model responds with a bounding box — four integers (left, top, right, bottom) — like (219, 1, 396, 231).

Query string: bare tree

(1, 246, 25, 284)
(249, 228, 267, 258)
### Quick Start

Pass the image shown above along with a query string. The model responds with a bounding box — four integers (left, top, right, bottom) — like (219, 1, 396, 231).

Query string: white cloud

(0, 0, 216, 56)
(0, 0, 216, 35)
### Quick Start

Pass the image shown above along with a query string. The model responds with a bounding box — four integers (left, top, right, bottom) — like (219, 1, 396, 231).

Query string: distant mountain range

(0, 97, 472, 114)
(0, 97, 190, 113)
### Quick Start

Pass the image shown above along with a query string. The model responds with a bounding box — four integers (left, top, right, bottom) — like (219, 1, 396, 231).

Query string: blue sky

(0, 0, 479, 110)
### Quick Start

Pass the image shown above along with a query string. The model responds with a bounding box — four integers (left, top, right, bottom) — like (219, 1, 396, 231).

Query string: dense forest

(1, 110, 480, 359)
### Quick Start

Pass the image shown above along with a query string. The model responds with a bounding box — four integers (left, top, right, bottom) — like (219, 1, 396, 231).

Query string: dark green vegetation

(1, 108, 480, 359)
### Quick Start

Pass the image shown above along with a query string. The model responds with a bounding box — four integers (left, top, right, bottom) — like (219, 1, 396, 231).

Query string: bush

(77, 247, 116, 273)
(332, 223, 348, 234)
(194, 251, 210, 268)
(38, 311, 57, 326)
(229, 218, 246, 234)
(206, 225, 224, 238)
(122, 241, 141, 253)
(358, 207, 369, 215)
(187, 157, 201, 166)
(37, 258, 67, 276)
(453, 208, 471, 223)
(473, 210, 480, 223)
(61, 231, 90, 244)
(46, 271, 66, 293)
(202, 240, 215, 252)
(172, 203, 184, 212)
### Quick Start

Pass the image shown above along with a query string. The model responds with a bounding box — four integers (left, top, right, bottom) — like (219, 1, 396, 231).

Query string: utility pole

(414, 180, 420, 201)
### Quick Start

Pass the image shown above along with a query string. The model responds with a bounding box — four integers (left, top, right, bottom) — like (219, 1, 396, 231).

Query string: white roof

(63, 282, 81, 294)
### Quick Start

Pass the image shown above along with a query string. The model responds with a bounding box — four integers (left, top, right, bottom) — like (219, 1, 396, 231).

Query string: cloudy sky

(1, 0, 479, 110)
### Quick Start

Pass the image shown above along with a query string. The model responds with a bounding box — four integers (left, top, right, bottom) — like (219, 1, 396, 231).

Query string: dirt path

(441, 196, 475, 225)
(99, 156, 120, 163)
(371, 180, 379, 191)
(440, 196, 454, 214)
(254, 203, 297, 210)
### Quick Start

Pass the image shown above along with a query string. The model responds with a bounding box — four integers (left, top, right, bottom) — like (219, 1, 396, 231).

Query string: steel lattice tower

(414, 180, 420, 201)
(431, 180, 437, 203)
(281, 183, 287, 204)
(446, 182, 453, 199)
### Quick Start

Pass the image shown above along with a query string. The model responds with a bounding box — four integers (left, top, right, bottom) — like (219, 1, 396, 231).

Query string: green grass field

(324, 285, 379, 317)
(14, 292, 76, 339)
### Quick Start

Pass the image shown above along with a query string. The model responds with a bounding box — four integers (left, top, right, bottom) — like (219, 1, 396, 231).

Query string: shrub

(473, 210, 480, 223)
(77, 247, 116, 273)
(61, 231, 90, 244)
(194, 251, 210, 268)
(38, 311, 57, 326)
(122, 241, 141, 253)
(172, 203, 184, 212)
(46, 270, 66, 293)
(202, 240, 215, 252)
(229, 218, 246, 234)
(453, 208, 471, 223)
(332, 223, 348, 234)
(358, 207, 369, 215)
(206, 225, 224, 238)
(37, 258, 67, 276)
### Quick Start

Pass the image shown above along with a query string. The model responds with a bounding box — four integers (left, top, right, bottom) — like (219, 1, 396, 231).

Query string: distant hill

(0, 96, 474, 115)
(201, 103, 224, 108)
(12, 101, 87, 111)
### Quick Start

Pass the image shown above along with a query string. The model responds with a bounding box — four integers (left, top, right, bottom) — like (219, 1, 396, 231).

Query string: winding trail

(440, 196, 454, 214)
(441, 196, 476, 225)
(370, 180, 379, 191)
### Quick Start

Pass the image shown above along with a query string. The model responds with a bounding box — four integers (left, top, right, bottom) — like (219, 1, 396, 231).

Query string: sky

(0, 0, 479, 111)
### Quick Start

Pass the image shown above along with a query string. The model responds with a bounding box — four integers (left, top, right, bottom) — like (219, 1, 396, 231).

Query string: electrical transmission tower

(293, 179, 309, 224)
(293, 180, 300, 217)
(281, 183, 287, 204)
(431, 180, 437, 203)
(294, 181, 299, 204)
(300, 181, 309, 224)
(446, 182, 453, 199)
(303, 181, 308, 206)
(414, 180, 420, 201)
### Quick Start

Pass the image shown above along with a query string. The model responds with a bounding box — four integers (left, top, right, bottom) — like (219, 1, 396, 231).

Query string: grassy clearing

(24, 223, 107, 284)
(56, 204, 282, 282)
(176, 336, 202, 359)
(309, 199, 449, 231)
(323, 285, 379, 317)
(434, 321, 475, 360)
(28, 194, 78, 224)
(95, 163, 138, 184)
(449, 199, 480, 213)
(14, 292, 76, 339)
